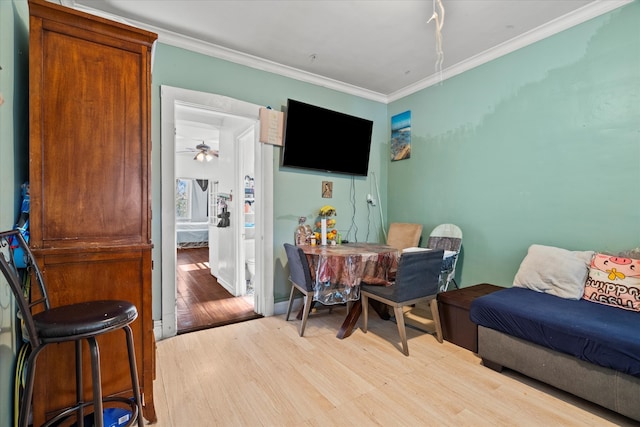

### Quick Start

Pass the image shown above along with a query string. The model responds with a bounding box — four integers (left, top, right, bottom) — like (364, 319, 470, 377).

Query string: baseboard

(273, 299, 290, 315)
(153, 320, 163, 341)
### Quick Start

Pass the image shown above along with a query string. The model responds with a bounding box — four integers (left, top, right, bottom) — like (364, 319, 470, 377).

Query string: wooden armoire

(28, 0, 157, 424)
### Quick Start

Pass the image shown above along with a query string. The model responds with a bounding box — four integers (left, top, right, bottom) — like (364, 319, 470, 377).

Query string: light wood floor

(151, 307, 636, 426)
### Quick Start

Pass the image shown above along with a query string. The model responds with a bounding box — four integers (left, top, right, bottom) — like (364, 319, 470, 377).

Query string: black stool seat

(35, 300, 138, 340)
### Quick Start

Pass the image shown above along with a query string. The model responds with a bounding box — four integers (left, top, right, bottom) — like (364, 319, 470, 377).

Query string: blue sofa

(470, 287, 640, 422)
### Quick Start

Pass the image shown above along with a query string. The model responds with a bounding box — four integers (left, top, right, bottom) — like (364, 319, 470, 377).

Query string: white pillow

(513, 244, 594, 300)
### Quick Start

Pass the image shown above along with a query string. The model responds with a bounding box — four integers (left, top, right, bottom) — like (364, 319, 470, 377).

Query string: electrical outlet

(366, 194, 376, 206)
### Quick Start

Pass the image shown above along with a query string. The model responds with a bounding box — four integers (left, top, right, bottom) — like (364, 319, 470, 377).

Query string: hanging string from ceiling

(427, 0, 445, 83)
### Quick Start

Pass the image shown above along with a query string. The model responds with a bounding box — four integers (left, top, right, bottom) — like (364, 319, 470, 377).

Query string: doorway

(175, 178, 252, 333)
(160, 85, 274, 339)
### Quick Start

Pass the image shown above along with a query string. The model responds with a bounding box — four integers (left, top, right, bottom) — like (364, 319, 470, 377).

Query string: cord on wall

(371, 171, 387, 241)
(345, 176, 359, 242)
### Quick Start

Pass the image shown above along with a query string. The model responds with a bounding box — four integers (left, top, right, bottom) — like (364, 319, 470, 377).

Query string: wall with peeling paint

(388, 3, 640, 286)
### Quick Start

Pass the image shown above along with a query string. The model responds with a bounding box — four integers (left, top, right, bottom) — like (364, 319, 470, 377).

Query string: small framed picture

(322, 181, 333, 198)
(391, 110, 411, 161)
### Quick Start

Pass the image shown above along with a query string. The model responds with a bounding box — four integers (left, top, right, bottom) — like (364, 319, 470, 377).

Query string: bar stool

(0, 230, 144, 427)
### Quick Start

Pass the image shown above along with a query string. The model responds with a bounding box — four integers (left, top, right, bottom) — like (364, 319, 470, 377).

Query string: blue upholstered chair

(283, 243, 319, 337)
(361, 249, 444, 356)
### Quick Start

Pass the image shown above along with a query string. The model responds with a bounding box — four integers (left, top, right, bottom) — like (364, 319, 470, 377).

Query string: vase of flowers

(317, 205, 337, 245)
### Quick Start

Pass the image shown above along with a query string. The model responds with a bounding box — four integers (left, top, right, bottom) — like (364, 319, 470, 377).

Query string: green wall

(151, 44, 389, 312)
(388, 2, 640, 287)
(0, 0, 29, 424)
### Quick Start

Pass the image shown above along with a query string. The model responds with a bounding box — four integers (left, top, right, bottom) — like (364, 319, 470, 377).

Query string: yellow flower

(319, 205, 336, 217)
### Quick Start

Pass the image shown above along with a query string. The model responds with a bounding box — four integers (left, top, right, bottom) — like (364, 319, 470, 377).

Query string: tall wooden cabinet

(28, 0, 157, 424)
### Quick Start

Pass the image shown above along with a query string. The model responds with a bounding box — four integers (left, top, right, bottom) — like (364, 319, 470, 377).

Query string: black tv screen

(281, 99, 373, 176)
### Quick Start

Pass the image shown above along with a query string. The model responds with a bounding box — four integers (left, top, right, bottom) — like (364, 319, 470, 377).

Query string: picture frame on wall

(322, 181, 333, 198)
(391, 110, 411, 161)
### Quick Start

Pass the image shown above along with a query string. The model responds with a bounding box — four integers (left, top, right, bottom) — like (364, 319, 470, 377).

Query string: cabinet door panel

(36, 32, 144, 246)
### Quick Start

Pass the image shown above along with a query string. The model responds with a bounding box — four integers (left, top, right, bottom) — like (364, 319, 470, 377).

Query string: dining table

(299, 242, 400, 339)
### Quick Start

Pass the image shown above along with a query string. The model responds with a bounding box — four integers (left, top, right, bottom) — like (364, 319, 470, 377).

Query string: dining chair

(361, 249, 445, 356)
(283, 243, 321, 336)
(385, 222, 423, 285)
(426, 223, 463, 291)
(0, 229, 144, 427)
(386, 222, 423, 251)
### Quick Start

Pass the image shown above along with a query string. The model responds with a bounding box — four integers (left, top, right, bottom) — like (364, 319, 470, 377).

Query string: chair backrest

(0, 229, 50, 346)
(386, 223, 423, 251)
(391, 249, 444, 302)
(426, 223, 462, 252)
(283, 243, 314, 292)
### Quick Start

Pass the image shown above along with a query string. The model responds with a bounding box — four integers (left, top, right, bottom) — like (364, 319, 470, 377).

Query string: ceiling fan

(177, 140, 219, 162)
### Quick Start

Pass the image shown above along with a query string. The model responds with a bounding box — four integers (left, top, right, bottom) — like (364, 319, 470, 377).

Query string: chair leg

(123, 325, 145, 427)
(20, 333, 141, 427)
(361, 295, 369, 333)
(299, 291, 314, 337)
(394, 306, 409, 356)
(20, 347, 44, 427)
(87, 337, 104, 427)
(75, 340, 85, 427)
(429, 299, 444, 343)
(285, 285, 296, 321)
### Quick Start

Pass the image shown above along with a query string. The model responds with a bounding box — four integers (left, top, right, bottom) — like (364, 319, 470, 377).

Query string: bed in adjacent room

(177, 221, 209, 248)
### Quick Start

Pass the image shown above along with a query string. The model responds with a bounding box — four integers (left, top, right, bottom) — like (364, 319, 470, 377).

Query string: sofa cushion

(513, 244, 594, 300)
(470, 287, 640, 378)
(583, 253, 640, 311)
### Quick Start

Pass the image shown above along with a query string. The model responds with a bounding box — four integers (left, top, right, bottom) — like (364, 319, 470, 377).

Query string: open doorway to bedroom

(160, 85, 274, 339)
(174, 177, 260, 334)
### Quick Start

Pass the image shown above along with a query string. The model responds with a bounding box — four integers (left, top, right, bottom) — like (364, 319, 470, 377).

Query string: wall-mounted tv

(281, 99, 373, 177)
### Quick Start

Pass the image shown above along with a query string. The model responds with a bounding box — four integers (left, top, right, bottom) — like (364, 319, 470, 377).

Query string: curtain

(191, 179, 209, 221)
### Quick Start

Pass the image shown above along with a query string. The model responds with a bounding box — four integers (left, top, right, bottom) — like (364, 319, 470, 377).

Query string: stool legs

(124, 325, 145, 427)
(20, 346, 43, 427)
(23, 331, 144, 427)
(76, 340, 85, 427)
(88, 337, 105, 427)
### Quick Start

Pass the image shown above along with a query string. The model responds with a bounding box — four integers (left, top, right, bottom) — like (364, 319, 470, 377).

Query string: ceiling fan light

(205, 152, 213, 162)
(195, 151, 205, 162)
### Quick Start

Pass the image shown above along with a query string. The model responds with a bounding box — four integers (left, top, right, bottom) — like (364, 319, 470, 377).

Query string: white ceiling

(62, 0, 630, 103)
(174, 103, 255, 155)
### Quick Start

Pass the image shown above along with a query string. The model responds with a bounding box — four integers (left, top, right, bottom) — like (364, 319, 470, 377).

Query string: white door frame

(160, 85, 274, 339)
(234, 125, 257, 298)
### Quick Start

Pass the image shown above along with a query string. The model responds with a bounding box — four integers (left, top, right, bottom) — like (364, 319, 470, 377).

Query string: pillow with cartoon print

(513, 244, 594, 299)
(583, 253, 640, 311)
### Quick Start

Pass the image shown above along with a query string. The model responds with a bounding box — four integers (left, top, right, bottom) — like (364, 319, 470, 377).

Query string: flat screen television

(281, 99, 373, 176)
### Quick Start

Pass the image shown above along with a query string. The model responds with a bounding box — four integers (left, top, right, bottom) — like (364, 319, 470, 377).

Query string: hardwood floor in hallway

(176, 247, 262, 334)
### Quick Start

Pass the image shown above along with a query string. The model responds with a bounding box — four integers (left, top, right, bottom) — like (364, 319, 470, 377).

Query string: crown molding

(61, 0, 389, 103)
(63, 0, 633, 105)
(156, 29, 390, 104)
(388, 0, 634, 102)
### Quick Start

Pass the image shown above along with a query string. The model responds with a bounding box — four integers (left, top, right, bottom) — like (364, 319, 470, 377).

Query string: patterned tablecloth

(300, 243, 399, 304)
